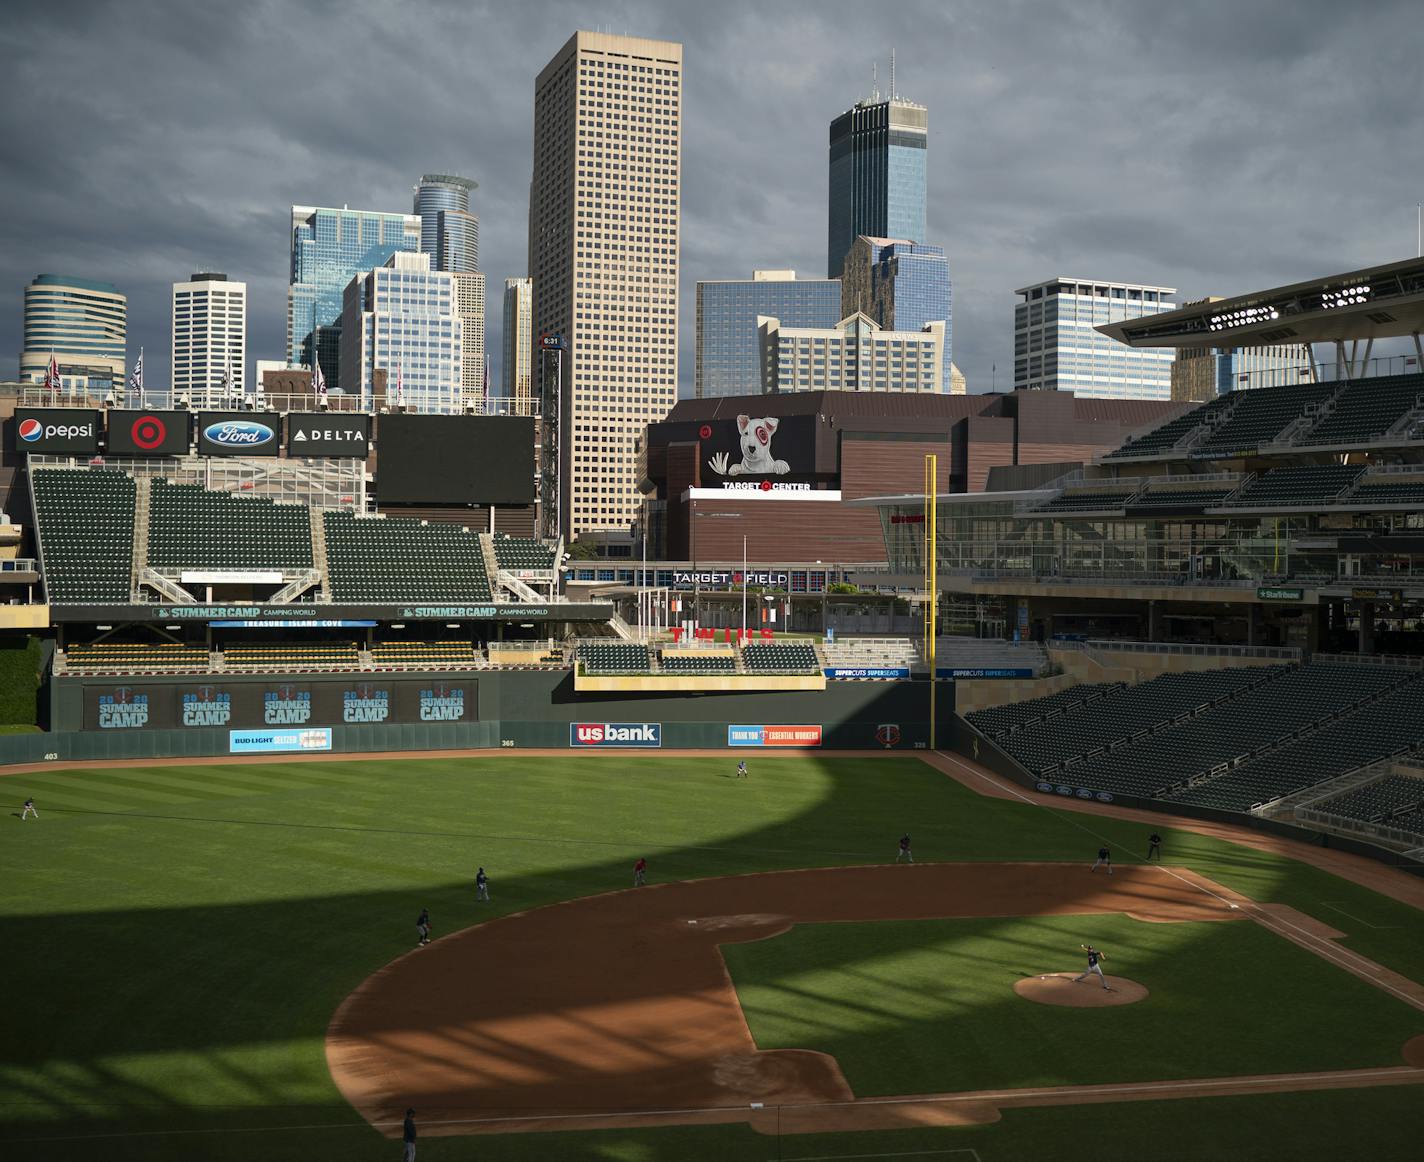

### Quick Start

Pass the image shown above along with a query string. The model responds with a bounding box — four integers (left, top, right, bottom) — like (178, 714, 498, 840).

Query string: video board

(376, 415, 536, 505)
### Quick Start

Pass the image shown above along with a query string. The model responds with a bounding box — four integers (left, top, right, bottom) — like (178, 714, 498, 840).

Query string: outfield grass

(726, 914, 1424, 1096)
(4, 753, 1423, 1161)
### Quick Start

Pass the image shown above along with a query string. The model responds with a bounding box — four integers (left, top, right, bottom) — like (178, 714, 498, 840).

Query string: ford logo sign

(204, 420, 274, 447)
(1036, 781, 1053, 793)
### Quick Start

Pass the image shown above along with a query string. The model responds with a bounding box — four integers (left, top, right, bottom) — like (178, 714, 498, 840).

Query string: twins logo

(419, 683, 466, 722)
(264, 684, 311, 725)
(97, 687, 149, 729)
(706, 415, 790, 477)
(875, 723, 902, 748)
(343, 683, 389, 723)
(182, 686, 231, 727)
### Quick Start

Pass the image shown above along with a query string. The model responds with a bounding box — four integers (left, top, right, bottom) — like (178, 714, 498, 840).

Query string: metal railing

(1049, 638, 1301, 661)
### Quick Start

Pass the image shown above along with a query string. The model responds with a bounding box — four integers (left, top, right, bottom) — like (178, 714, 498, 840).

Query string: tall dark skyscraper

(827, 91, 927, 279)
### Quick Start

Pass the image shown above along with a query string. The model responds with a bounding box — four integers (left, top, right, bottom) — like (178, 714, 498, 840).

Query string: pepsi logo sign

(204, 420, 274, 448)
(18, 419, 42, 442)
(19, 418, 93, 442)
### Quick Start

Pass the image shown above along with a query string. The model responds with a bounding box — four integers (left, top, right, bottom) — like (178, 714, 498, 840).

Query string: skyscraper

(172, 272, 247, 409)
(413, 174, 479, 273)
(338, 251, 462, 413)
(758, 312, 947, 394)
(695, 270, 841, 398)
(840, 237, 952, 384)
(287, 205, 421, 384)
(827, 90, 927, 278)
(529, 31, 682, 539)
(19, 275, 126, 395)
(1015, 278, 1177, 398)
(503, 277, 534, 405)
(453, 271, 486, 407)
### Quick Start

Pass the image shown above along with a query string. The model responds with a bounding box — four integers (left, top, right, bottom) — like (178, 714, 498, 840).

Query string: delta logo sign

(569, 722, 662, 747)
(203, 419, 275, 449)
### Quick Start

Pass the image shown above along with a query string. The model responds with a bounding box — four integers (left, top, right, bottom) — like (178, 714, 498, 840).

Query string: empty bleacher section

(1189, 381, 1338, 458)
(579, 642, 651, 674)
(491, 535, 556, 571)
(994, 667, 1280, 776)
(1166, 676, 1424, 811)
(1035, 487, 1137, 513)
(820, 637, 920, 671)
(64, 642, 210, 672)
(742, 642, 820, 672)
(148, 481, 313, 570)
(1346, 474, 1424, 506)
(937, 637, 1050, 676)
(1064, 664, 1404, 798)
(967, 682, 1124, 740)
(369, 641, 479, 668)
(32, 469, 137, 603)
(223, 642, 360, 671)
(1224, 464, 1363, 508)
(323, 512, 491, 603)
(1307, 774, 1424, 824)
(1297, 374, 1424, 446)
(659, 653, 737, 674)
(1125, 483, 1240, 511)
(1105, 398, 1234, 460)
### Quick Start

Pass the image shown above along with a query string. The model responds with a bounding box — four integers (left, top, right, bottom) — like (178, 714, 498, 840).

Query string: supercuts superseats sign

(287, 412, 371, 458)
(14, 408, 101, 454)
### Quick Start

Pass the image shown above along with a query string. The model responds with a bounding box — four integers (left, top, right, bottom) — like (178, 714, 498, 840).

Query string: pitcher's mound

(1015, 972, 1147, 1007)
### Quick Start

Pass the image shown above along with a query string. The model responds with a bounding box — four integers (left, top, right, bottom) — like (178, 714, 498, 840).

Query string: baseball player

(476, 867, 490, 902)
(20, 797, 37, 821)
(402, 1107, 417, 1161)
(1074, 944, 1112, 990)
(633, 856, 647, 887)
(736, 760, 748, 778)
(896, 833, 913, 863)
(1091, 844, 1113, 874)
(416, 907, 431, 947)
(1146, 832, 1163, 861)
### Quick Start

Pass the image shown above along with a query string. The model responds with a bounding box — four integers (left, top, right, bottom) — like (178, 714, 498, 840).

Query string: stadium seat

(741, 643, 819, 672)
(148, 480, 313, 570)
(323, 512, 492, 603)
(492, 535, 557, 571)
(369, 641, 479, 667)
(1035, 488, 1137, 513)
(1189, 381, 1339, 458)
(65, 642, 210, 672)
(223, 642, 360, 670)
(1296, 374, 1424, 446)
(579, 642, 651, 674)
(1225, 464, 1363, 508)
(32, 468, 137, 604)
(659, 653, 737, 674)
(1309, 774, 1424, 823)
(966, 683, 1124, 739)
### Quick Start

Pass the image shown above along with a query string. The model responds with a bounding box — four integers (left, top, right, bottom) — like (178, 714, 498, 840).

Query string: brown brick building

(641, 391, 1180, 563)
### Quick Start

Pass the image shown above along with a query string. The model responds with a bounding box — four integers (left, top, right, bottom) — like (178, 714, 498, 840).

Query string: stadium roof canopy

(1097, 256, 1424, 349)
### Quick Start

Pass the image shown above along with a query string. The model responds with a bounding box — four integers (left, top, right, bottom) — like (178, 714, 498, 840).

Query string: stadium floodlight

(1321, 285, 1372, 309)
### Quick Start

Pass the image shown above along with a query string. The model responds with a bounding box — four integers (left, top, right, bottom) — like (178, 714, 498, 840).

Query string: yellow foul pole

(925, 454, 938, 749)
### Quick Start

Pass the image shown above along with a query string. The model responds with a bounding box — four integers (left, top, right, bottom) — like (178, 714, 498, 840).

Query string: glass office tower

(1015, 278, 1177, 399)
(841, 237, 951, 385)
(827, 96, 927, 278)
(695, 270, 841, 398)
(413, 173, 479, 273)
(19, 274, 127, 394)
(287, 205, 421, 382)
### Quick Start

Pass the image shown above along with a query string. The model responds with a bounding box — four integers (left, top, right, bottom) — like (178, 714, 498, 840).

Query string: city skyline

(1, 0, 1419, 399)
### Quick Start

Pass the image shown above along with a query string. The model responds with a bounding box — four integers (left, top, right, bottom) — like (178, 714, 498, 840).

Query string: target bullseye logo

(17, 419, 42, 443)
(131, 415, 167, 450)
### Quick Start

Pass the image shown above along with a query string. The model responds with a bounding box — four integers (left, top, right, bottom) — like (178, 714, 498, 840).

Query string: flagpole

(741, 533, 748, 642)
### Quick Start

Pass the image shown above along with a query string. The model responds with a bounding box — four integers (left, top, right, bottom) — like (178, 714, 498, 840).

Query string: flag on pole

(220, 358, 234, 407)
(128, 349, 144, 406)
(44, 353, 61, 396)
(312, 355, 328, 405)
(395, 362, 404, 409)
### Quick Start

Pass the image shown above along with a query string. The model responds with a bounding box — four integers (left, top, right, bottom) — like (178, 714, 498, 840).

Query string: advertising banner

(15, 407, 102, 454)
(287, 412, 371, 458)
(106, 409, 191, 456)
(176, 684, 235, 728)
(824, 666, 911, 679)
(936, 668, 1033, 680)
(1035, 780, 1115, 804)
(230, 727, 333, 754)
(569, 722, 662, 747)
(377, 414, 535, 505)
(198, 411, 282, 456)
(86, 684, 158, 729)
(727, 724, 823, 747)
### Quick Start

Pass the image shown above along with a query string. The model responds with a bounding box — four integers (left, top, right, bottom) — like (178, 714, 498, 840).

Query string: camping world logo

(264, 684, 311, 725)
(419, 683, 465, 722)
(875, 723, 902, 748)
(18, 418, 43, 443)
(97, 686, 149, 729)
(343, 683, 389, 723)
(182, 686, 231, 727)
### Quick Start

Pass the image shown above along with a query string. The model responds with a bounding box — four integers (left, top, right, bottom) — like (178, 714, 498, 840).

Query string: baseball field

(4, 749, 1424, 1161)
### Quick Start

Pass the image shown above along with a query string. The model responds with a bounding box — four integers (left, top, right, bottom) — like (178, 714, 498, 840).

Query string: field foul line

(1319, 901, 1401, 929)
(772, 1150, 982, 1162)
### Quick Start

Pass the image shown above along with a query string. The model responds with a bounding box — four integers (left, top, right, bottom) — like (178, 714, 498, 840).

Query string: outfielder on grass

(21, 797, 37, 821)
(896, 833, 913, 863)
(476, 867, 490, 901)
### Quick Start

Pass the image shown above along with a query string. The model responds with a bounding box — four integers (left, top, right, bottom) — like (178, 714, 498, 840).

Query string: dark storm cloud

(1, 0, 1420, 395)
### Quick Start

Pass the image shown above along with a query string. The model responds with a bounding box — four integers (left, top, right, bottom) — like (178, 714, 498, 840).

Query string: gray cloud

(1, 0, 1420, 397)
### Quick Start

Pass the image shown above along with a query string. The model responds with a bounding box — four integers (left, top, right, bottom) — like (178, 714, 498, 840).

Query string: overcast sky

(2, 0, 1420, 397)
